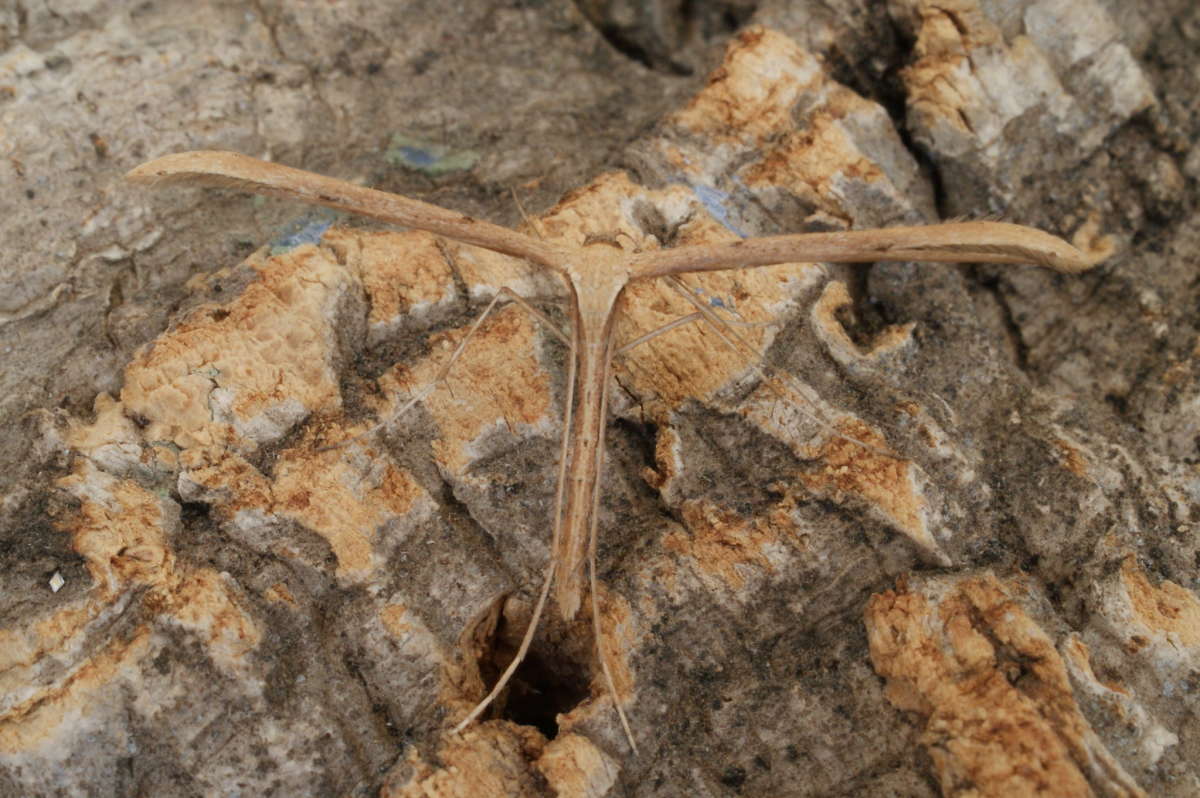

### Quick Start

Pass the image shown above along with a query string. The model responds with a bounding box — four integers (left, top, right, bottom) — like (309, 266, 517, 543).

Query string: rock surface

(2, 1, 1199, 796)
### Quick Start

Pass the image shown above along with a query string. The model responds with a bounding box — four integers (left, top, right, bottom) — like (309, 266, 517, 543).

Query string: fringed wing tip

(1048, 238, 1102, 274)
(125, 151, 249, 186)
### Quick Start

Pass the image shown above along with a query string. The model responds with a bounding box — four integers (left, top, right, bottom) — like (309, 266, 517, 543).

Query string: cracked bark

(2, 1, 1199, 796)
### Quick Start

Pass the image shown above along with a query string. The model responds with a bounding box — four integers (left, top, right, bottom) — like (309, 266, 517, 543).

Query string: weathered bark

(2, 1, 1198, 796)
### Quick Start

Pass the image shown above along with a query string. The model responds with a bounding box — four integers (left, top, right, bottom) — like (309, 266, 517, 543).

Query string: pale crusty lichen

(324, 228, 458, 332)
(661, 26, 934, 225)
(865, 573, 1146, 796)
(378, 302, 555, 478)
(384, 723, 548, 798)
(1, 462, 258, 754)
(1119, 556, 1200, 649)
(660, 499, 782, 593)
(383, 720, 619, 798)
(121, 245, 348, 451)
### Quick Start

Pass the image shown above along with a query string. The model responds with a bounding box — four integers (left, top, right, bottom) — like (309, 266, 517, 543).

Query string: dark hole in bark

(834, 277, 893, 350)
(496, 646, 590, 739)
(471, 605, 593, 740)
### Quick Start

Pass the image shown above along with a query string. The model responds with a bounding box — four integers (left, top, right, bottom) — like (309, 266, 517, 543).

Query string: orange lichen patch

(535, 733, 621, 797)
(170, 412, 428, 581)
(57, 462, 174, 595)
(323, 228, 457, 326)
(65, 391, 141, 456)
(263, 582, 296, 606)
(536, 170, 658, 247)
(1120, 557, 1200, 647)
(665, 27, 903, 221)
(271, 443, 426, 581)
(0, 601, 97, 675)
(444, 240, 564, 303)
(0, 464, 262, 753)
(0, 626, 152, 754)
(527, 168, 690, 258)
(618, 224, 815, 412)
(381, 302, 553, 476)
(3, 471, 260, 749)
(59, 464, 259, 651)
(1061, 636, 1128, 697)
(662, 500, 777, 591)
(60, 461, 256, 636)
(670, 27, 824, 140)
(177, 446, 273, 511)
(642, 424, 681, 491)
(170, 569, 260, 662)
(380, 603, 414, 638)
(898, 0, 1003, 137)
(728, 376, 941, 561)
(739, 111, 886, 217)
(798, 420, 939, 561)
(866, 573, 1144, 797)
(384, 722, 547, 798)
(1071, 213, 1116, 267)
(902, 0, 999, 58)
(810, 280, 916, 364)
(1053, 439, 1089, 479)
(121, 243, 347, 450)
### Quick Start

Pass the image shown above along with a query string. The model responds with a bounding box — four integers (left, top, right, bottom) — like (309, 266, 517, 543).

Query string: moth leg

(588, 506, 639, 753)
(615, 312, 705, 357)
(615, 307, 780, 358)
(319, 286, 569, 453)
(454, 290, 582, 737)
(452, 528, 559, 735)
(664, 275, 895, 459)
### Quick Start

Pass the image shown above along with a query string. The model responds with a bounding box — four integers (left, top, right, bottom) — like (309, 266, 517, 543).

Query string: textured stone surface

(3, 1, 1200, 796)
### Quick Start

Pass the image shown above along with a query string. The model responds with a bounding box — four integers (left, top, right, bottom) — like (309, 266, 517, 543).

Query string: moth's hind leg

(451, 290, 578, 736)
(320, 286, 569, 453)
